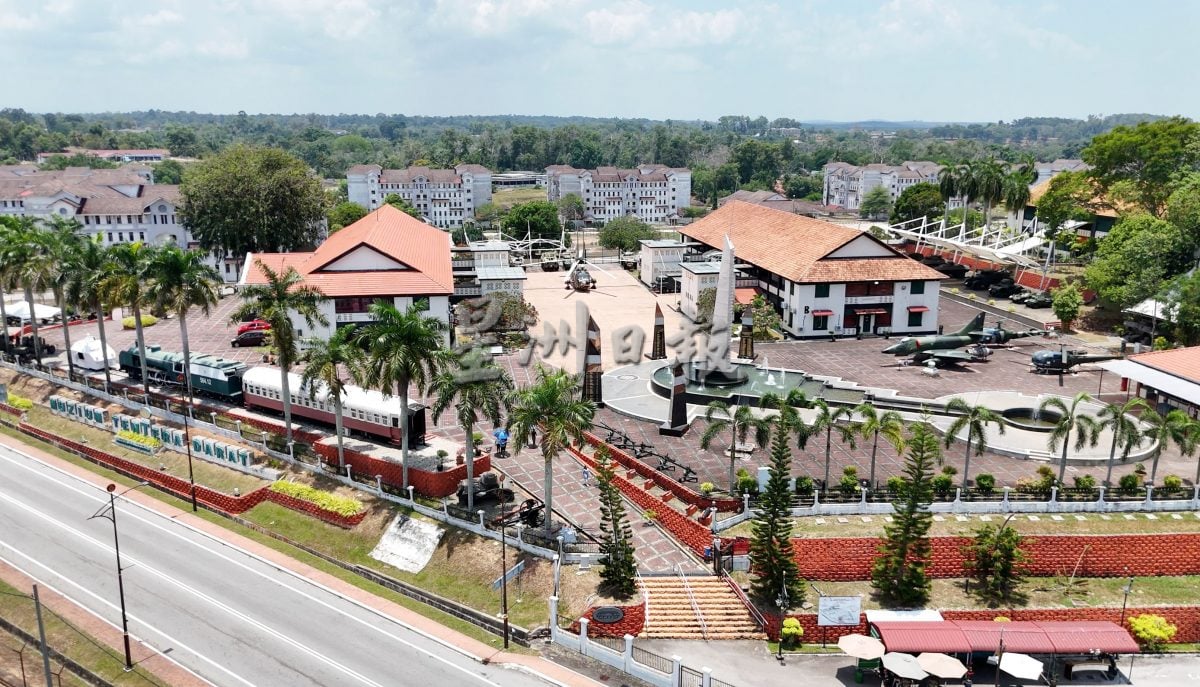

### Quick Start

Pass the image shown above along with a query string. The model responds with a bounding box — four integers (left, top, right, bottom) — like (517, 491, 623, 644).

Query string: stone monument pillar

(649, 303, 667, 360)
(581, 315, 604, 407)
(708, 235, 736, 369)
(738, 310, 755, 360)
(659, 359, 690, 436)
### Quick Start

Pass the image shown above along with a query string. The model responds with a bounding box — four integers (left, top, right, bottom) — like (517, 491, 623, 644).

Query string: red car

(237, 319, 271, 335)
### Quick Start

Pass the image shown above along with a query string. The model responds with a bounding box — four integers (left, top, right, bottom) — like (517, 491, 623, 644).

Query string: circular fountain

(1000, 407, 1063, 432)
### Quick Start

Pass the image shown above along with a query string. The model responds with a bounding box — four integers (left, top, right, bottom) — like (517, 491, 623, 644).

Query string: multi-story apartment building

(545, 164, 691, 224)
(36, 148, 169, 164)
(0, 165, 241, 282)
(346, 164, 492, 229)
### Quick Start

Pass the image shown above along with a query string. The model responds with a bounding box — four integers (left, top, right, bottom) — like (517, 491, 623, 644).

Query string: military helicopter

(1031, 346, 1122, 373)
(562, 242, 615, 298)
(970, 320, 1045, 346)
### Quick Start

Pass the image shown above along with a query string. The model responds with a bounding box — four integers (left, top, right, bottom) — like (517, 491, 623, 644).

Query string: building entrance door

(857, 313, 876, 335)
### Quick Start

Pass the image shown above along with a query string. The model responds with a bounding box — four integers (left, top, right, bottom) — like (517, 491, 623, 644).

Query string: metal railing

(680, 665, 705, 687)
(676, 564, 707, 641)
(720, 571, 765, 632)
(631, 645, 673, 675)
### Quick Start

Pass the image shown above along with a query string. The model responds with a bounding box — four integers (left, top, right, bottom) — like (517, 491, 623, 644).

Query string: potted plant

(456, 450, 465, 466)
(436, 449, 448, 472)
(642, 509, 658, 527)
(699, 481, 715, 496)
(472, 432, 485, 456)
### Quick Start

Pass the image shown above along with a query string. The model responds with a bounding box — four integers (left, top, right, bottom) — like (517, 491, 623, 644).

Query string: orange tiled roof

(679, 201, 945, 284)
(1129, 346, 1200, 384)
(242, 205, 453, 298)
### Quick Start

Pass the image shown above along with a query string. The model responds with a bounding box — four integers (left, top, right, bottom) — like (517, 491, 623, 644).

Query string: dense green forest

(0, 109, 1166, 184)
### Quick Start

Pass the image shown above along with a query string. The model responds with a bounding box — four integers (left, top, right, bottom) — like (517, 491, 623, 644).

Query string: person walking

(581, 465, 592, 487)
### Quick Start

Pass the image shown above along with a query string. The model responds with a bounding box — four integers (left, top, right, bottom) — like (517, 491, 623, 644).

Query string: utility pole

(33, 584, 53, 687)
(501, 521, 510, 649)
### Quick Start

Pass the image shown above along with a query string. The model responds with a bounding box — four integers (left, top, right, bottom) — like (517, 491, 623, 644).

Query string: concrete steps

(640, 576, 766, 640)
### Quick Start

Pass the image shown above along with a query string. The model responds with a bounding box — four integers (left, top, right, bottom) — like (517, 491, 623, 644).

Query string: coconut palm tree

(231, 260, 327, 443)
(355, 301, 445, 490)
(0, 216, 16, 354)
(429, 348, 514, 510)
(66, 237, 116, 391)
(103, 241, 159, 395)
(2, 217, 67, 370)
(937, 164, 965, 230)
(700, 400, 772, 494)
(1040, 392, 1101, 487)
(971, 157, 1006, 231)
(1003, 171, 1033, 231)
(809, 399, 857, 492)
(1097, 398, 1149, 487)
(506, 365, 595, 529)
(943, 397, 1006, 490)
(148, 245, 220, 407)
(854, 402, 907, 490)
(299, 325, 368, 469)
(1139, 407, 1198, 486)
(40, 217, 85, 382)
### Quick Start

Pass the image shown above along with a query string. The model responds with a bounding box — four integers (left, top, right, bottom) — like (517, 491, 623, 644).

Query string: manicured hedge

(270, 480, 363, 517)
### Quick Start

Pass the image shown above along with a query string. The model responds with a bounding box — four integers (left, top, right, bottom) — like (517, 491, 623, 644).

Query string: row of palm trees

(700, 389, 1200, 495)
(937, 156, 1038, 232)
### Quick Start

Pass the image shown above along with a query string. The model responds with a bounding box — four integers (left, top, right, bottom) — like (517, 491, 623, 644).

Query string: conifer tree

(871, 422, 938, 606)
(595, 447, 638, 599)
(749, 413, 805, 609)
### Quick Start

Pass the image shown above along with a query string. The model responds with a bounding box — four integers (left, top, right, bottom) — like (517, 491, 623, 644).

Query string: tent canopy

(7, 301, 60, 321)
(873, 620, 1139, 656)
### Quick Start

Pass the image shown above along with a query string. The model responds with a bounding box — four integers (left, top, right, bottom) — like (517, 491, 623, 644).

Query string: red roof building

(678, 201, 945, 338)
(240, 204, 453, 341)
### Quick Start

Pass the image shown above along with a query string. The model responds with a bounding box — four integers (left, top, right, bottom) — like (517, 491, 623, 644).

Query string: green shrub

(736, 474, 759, 495)
(116, 429, 161, 449)
(941, 465, 958, 476)
(839, 474, 859, 496)
(1128, 614, 1177, 652)
(1074, 474, 1097, 490)
(270, 480, 364, 516)
(121, 314, 158, 330)
(1161, 474, 1184, 491)
(932, 474, 954, 495)
(974, 473, 995, 494)
(699, 481, 715, 496)
(1119, 473, 1141, 495)
(794, 475, 814, 495)
(842, 466, 858, 478)
(886, 476, 905, 493)
(6, 393, 33, 411)
(780, 618, 804, 648)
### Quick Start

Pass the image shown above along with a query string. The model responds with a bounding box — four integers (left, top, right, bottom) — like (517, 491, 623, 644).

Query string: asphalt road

(0, 442, 552, 687)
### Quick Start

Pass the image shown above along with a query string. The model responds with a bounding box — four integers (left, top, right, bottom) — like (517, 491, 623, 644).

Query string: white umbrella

(917, 652, 967, 679)
(1000, 652, 1044, 681)
(838, 634, 885, 660)
(881, 652, 927, 681)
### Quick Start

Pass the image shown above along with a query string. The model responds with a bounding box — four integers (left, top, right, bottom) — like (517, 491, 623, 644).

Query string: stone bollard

(375, 475, 383, 495)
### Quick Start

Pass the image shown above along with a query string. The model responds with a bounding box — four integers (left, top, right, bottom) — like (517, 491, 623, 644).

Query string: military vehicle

(970, 321, 1044, 345)
(1031, 347, 1122, 373)
(882, 312, 991, 365)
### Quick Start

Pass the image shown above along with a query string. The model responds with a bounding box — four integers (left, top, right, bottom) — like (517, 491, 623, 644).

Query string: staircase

(639, 574, 766, 640)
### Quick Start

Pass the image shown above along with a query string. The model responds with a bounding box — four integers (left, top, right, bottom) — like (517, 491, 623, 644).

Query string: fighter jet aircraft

(1031, 347, 1122, 373)
(882, 312, 992, 365)
(970, 321, 1045, 345)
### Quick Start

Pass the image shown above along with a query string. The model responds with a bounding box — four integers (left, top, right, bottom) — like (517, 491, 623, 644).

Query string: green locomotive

(118, 344, 246, 400)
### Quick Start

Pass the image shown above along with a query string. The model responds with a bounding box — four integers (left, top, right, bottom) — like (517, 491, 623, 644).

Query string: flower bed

(270, 480, 363, 517)
(115, 429, 161, 454)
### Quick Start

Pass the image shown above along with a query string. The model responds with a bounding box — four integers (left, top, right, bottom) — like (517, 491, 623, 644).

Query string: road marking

(0, 549, 236, 687)
(0, 443, 515, 687)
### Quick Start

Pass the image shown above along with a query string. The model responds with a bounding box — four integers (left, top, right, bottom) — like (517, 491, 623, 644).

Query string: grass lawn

(0, 578, 170, 686)
(24, 404, 266, 495)
(725, 511, 1200, 540)
(492, 187, 548, 209)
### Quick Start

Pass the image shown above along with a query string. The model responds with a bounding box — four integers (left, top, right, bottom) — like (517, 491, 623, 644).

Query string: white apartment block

(346, 164, 492, 229)
(0, 165, 241, 282)
(823, 161, 958, 211)
(545, 164, 691, 224)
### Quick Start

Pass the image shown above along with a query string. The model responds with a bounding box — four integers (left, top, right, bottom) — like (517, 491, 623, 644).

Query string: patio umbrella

(917, 652, 967, 679)
(999, 652, 1044, 681)
(881, 652, 927, 681)
(837, 634, 885, 660)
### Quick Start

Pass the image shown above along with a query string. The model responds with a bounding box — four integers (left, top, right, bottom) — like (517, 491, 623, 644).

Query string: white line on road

(0, 441, 514, 687)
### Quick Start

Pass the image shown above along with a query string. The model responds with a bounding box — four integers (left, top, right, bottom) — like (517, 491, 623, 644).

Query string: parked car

(1024, 292, 1053, 308)
(989, 282, 1024, 298)
(237, 319, 271, 335)
(231, 330, 268, 348)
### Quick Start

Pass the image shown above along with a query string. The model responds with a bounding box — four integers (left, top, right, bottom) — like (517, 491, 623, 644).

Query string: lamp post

(500, 518, 510, 649)
(165, 399, 197, 512)
(1120, 575, 1135, 625)
(88, 483, 147, 671)
(775, 579, 789, 663)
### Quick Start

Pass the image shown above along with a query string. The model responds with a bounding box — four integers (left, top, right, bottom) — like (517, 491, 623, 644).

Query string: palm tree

(148, 245, 220, 407)
(231, 260, 327, 443)
(66, 238, 116, 391)
(42, 217, 84, 381)
(854, 402, 906, 490)
(103, 242, 158, 394)
(937, 164, 964, 230)
(810, 399, 857, 492)
(1, 218, 59, 368)
(1139, 407, 1198, 486)
(429, 348, 514, 510)
(943, 397, 1006, 490)
(1098, 398, 1149, 487)
(700, 400, 771, 494)
(507, 366, 595, 528)
(1002, 171, 1033, 231)
(299, 326, 368, 469)
(355, 301, 445, 490)
(971, 157, 1006, 231)
(0, 216, 15, 354)
(1040, 392, 1101, 487)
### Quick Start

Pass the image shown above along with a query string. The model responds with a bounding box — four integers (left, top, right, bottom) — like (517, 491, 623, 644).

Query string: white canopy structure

(886, 216, 1045, 270)
(7, 301, 61, 323)
(70, 336, 116, 371)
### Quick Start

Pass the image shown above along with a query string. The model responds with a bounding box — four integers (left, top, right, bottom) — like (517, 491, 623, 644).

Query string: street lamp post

(1120, 575, 1135, 625)
(88, 483, 145, 671)
(500, 518, 510, 649)
(775, 579, 789, 663)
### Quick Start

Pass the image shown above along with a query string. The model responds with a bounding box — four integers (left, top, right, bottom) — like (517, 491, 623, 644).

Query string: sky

(1, 0, 1196, 122)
